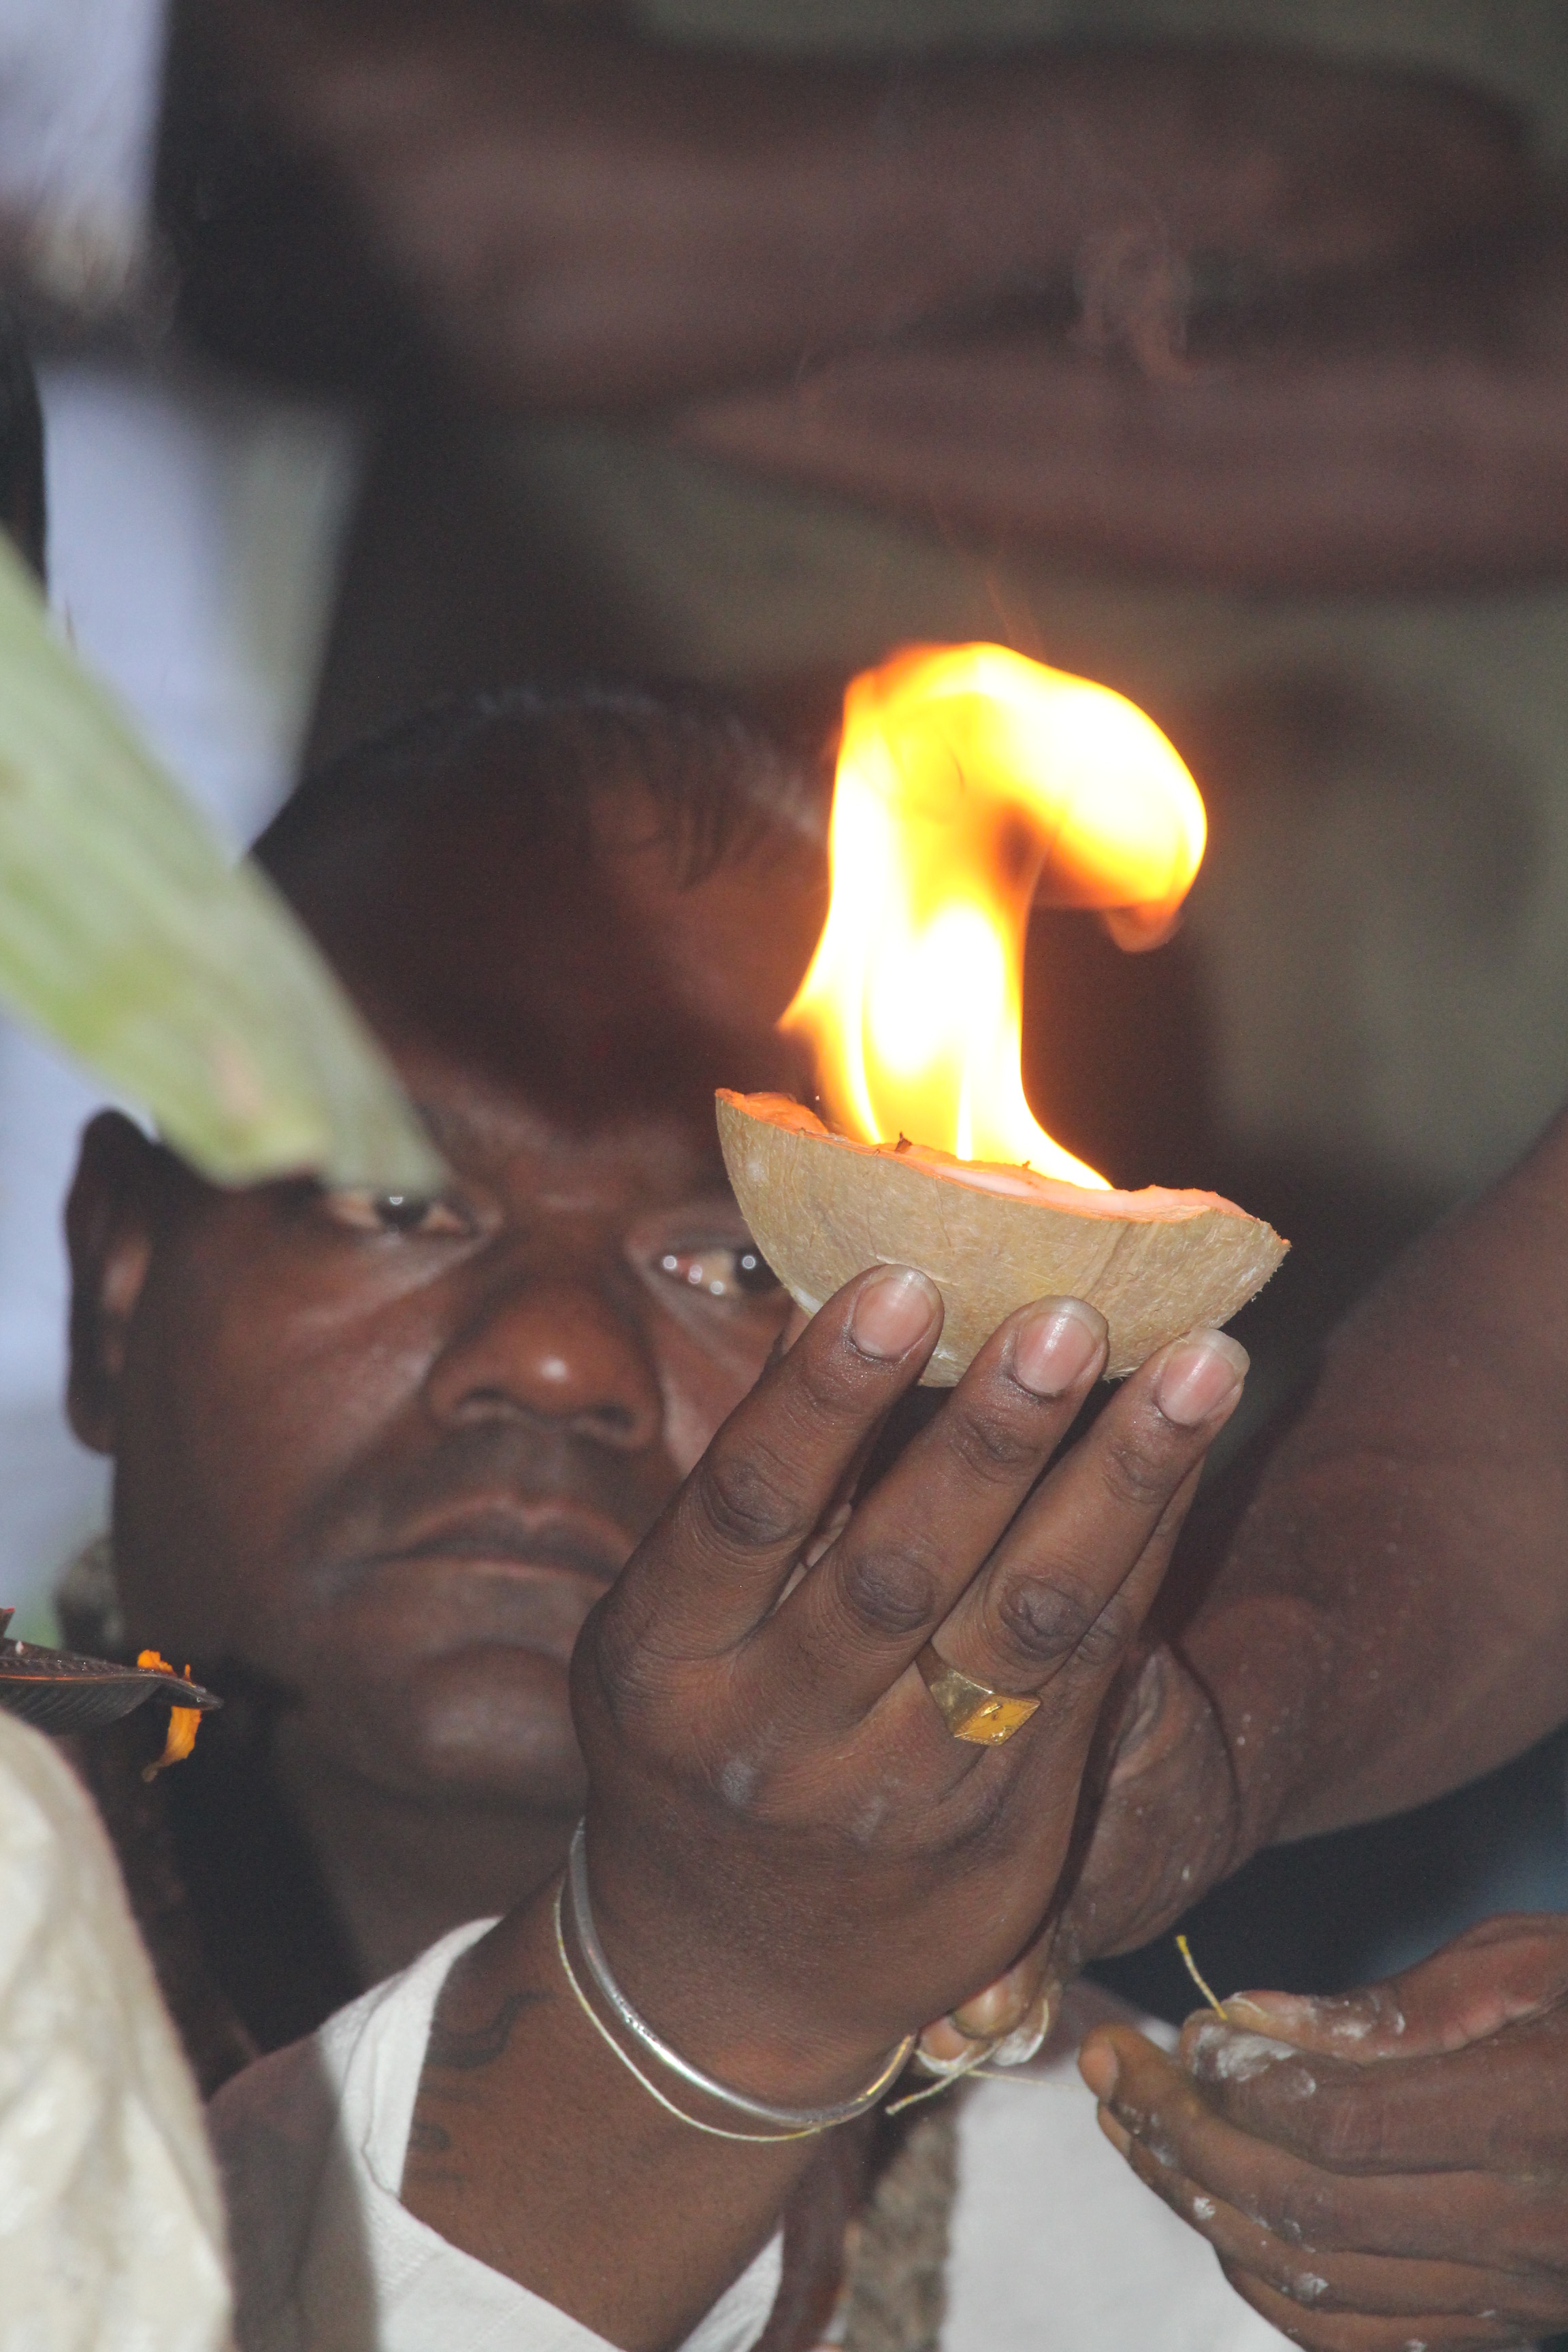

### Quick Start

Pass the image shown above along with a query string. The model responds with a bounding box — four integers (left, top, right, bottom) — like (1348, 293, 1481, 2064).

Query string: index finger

(618, 1262, 943, 1654)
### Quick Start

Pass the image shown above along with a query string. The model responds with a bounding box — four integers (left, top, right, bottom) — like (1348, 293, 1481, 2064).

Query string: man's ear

(65, 1111, 169, 1454)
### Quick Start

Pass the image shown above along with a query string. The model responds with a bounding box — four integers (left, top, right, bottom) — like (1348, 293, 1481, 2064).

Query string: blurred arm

(1059, 1100, 1568, 1966)
(162, 0, 1528, 415)
(675, 218, 1568, 593)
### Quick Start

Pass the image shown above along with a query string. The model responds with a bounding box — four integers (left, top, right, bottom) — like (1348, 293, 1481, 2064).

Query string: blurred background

(8, 0, 1568, 2010)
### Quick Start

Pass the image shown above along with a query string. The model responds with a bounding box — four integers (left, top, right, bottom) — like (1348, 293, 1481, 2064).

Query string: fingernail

(917, 2016, 978, 2069)
(849, 1266, 941, 1361)
(1222, 1992, 1294, 2028)
(1185, 2017, 1297, 2082)
(1077, 2040, 1119, 2100)
(1009, 1297, 1107, 1396)
(1154, 1328, 1249, 1426)
(951, 1979, 1023, 2040)
(991, 1990, 1052, 2068)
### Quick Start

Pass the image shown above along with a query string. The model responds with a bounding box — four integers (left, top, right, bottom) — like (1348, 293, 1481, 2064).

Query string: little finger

(1220, 2266, 1522, 2352)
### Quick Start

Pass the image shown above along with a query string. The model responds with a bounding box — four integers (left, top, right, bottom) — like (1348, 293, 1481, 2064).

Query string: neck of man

(272, 1731, 579, 1989)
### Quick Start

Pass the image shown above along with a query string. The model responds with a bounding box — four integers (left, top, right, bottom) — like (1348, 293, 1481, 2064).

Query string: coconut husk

(717, 1092, 1286, 1383)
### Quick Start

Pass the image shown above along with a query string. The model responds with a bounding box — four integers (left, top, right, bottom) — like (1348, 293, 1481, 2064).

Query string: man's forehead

(293, 774, 823, 1120)
(404, 1072, 727, 1187)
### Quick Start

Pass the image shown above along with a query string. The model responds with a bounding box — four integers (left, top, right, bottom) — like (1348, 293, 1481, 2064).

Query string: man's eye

(324, 1190, 472, 1237)
(655, 1243, 781, 1301)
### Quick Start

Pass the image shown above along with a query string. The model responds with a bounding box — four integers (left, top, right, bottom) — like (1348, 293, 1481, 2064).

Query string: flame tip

(785, 643, 1205, 1183)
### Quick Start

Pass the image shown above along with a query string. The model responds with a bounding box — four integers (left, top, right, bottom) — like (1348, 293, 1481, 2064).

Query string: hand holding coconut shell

(705, 642, 1284, 2087)
(555, 1264, 1250, 2109)
(414, 1260, 1250, 2340)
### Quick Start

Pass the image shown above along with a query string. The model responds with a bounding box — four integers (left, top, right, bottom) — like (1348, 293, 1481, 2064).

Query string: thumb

(918, 1931, 1061, 2070)
(1189, 1912, 1568, 2068)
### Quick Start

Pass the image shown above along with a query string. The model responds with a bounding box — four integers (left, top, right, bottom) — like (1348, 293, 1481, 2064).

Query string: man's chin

(310, 1642, 589, 1810)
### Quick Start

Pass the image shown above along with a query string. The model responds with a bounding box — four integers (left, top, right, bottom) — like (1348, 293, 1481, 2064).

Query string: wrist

(578, 1820, 909, 2112)
(557, 1830, 913, 2138)
(1051, 1646, 1247, 1970)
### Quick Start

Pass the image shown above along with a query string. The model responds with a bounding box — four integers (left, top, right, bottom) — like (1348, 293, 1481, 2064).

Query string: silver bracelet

(564, 1820, 915, 2132)
(554, 1881, 818, 2142)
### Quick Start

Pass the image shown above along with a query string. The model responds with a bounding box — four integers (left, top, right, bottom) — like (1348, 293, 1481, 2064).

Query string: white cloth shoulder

(0, 1708, 231, 2352)
(208, 1918, 782, 2352)
(0, 0, 167, 312)
(212, 1915, 1289, 2352)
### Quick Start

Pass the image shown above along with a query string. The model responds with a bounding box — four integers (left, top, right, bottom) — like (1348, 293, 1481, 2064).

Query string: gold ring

(916, 1642, 1041, 1746)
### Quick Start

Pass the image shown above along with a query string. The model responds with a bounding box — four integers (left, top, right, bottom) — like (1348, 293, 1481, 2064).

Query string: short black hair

(255, 681, 826, 892)
(0, 299, 45, 581)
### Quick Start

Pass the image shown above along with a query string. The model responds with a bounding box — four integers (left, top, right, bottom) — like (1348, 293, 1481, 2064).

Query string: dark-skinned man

(36, 9, 1568, 2333)
(67, 685, 1274, 2347)
(65, 679, 1568, 2349)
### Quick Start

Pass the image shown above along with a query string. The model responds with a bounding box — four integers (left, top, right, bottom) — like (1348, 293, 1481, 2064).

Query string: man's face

(67, 770, 821, 1823)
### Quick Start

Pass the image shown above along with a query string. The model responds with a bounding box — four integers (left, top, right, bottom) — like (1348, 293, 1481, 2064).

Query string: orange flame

(782, 644, 1206, 1189)
(137, 1648, 203, 1779)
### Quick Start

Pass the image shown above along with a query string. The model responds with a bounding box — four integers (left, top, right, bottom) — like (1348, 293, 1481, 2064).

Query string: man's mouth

(325, 1497, 638, 1672)
(372, 1497, 634, 1588)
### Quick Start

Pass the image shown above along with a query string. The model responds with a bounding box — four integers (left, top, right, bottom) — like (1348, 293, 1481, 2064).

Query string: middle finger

(768, 1294, 1110, 1718)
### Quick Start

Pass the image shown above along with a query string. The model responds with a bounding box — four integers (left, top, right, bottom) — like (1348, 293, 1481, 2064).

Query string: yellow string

(1175, 1934, 1228, 2021)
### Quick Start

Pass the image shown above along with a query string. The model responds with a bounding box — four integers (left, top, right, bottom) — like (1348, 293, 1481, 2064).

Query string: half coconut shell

(717, 1090, 1286, 1383)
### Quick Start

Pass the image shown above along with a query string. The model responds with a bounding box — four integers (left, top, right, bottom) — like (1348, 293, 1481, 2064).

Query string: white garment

(0, 1708, 232, 2352)
(210, 1920, 1286, 2352)
(0, 0, 165, 312)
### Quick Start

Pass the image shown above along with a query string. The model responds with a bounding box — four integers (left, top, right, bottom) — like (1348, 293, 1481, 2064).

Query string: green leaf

(0, 532, 444, 1191)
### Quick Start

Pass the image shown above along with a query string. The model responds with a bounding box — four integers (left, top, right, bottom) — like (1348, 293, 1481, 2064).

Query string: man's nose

(423, 1273, 664, 1450)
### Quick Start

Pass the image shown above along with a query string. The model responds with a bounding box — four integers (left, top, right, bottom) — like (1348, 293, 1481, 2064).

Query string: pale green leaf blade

(0, 532, 443, 1191)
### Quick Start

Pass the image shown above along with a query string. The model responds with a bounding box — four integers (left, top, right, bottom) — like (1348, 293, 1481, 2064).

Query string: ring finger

(766, 1293, 1111, 1720)
(927, 1325, 1247, 1731)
